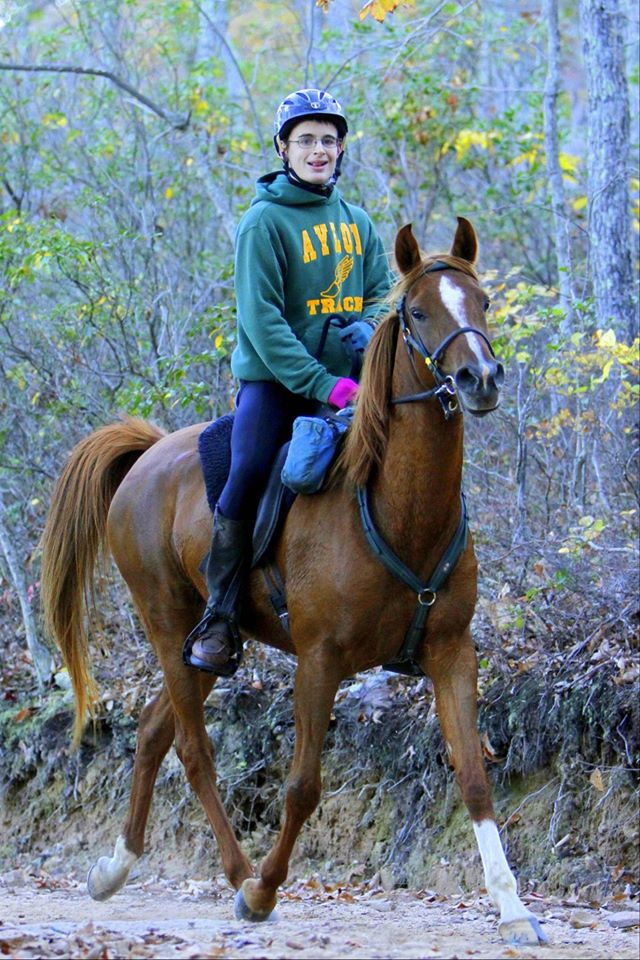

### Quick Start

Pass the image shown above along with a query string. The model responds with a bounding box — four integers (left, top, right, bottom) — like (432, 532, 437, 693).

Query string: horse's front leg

(235, 650, 342, 922)
(423, 630, 547, 946)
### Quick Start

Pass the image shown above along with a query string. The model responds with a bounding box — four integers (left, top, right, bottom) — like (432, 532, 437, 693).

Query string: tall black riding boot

(183, 508, 248, 675)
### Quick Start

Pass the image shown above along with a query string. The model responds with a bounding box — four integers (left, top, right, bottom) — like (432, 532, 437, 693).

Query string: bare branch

(0, 61, 191, 130)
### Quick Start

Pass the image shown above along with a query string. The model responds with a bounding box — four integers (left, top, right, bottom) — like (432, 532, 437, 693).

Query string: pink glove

(328, 377, 359, 409)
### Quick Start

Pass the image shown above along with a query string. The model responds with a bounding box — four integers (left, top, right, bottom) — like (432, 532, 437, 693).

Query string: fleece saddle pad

(197, 414, 296, 568)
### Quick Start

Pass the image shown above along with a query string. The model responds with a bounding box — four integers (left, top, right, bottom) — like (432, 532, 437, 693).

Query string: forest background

(0, 0, 638, 902)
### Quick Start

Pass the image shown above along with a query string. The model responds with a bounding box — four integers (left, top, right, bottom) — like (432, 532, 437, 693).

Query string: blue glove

(338, 320, 374, 365)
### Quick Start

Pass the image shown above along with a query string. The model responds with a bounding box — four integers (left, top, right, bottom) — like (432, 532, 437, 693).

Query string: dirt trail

(0, 872, 638, 959)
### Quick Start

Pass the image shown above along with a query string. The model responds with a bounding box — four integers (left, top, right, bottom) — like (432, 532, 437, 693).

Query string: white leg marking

(473, 820, 519, 913)
(473, 820, 548, 943)
(87, 834, 138, 901)
(439, 275, 487, 366)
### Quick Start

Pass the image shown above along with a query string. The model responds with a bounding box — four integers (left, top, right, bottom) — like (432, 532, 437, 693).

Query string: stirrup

(182, 608, 243, 676)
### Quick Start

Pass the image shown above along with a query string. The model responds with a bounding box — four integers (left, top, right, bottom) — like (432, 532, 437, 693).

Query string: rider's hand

(339, 320, 374, 359)
(327, 378, 359, 410)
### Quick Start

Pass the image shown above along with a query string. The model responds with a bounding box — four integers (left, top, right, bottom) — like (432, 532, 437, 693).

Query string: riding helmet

(273, 89, 348, 153)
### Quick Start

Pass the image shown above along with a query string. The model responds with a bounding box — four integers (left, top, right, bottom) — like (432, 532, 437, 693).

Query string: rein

(393, 260, 495, 418)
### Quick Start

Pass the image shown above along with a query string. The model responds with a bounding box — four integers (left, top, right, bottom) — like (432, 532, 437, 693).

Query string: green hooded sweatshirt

(231, 171, 391, 403)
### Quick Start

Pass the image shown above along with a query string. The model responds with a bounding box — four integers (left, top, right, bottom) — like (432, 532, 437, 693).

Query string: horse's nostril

(456, 361, 504, 395)
(455, 366, 479, 390)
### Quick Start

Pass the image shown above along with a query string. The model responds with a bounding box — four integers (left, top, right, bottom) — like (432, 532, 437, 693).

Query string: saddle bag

(281, 411, 352, 495)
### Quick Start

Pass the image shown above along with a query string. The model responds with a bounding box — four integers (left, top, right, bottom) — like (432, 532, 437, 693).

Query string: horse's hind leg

(87, 685, 177, 900)
(423, 630, 547, 946)
(87, 674, 212, 900)
(235, 651, 342, 921)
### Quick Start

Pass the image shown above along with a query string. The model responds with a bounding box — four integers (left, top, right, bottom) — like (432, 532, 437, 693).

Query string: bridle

(392, 260, 496, 419)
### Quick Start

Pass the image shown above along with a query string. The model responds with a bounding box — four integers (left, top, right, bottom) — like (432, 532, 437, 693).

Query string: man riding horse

(184, 89, 392, 675)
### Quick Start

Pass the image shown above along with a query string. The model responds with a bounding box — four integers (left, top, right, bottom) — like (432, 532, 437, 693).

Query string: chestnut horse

(40, 219, 545, 945)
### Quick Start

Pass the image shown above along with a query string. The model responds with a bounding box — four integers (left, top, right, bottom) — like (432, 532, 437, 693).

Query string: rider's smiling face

(280, 120, 343, 186)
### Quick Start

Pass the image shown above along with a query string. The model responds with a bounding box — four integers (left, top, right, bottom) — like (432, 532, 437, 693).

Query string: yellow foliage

(509, 147, 541, 167)
(31, 251, 50, 269)
(447, 128, 497, 162)
(593, 330, 639, 373)
(42, 113, 68, 128)
(190, 95, 210, 116)
(317, 0, 416, 19)
(558, 153, 580, 174)
(485, 272, 637, 421)
(359, 0, 416, 22)
(597, 328, 617, 348)
(532, 407, 573, 439)
(494, 302, 523, 321)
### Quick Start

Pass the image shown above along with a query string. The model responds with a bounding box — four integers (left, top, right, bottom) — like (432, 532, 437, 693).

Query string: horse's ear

(395, 223, 422, 275)
(450, 217, 478, 265)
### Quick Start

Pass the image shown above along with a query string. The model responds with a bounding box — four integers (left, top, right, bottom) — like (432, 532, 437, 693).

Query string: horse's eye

(483, 299, 491, 312)
(410, 307, 425, 322)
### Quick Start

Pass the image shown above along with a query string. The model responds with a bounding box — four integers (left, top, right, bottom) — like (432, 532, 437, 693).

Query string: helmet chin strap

(281, 161, 333, 195)
(280, 151, 344, 195)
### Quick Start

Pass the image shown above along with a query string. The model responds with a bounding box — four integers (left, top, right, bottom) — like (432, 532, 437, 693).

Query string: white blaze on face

(439, 275, 488, 373)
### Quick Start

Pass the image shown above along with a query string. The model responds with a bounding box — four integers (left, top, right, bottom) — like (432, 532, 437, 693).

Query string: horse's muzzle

(455, 360, 505, 415)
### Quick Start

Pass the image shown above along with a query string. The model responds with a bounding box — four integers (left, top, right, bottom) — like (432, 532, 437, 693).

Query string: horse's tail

(40, 416, 166, 745)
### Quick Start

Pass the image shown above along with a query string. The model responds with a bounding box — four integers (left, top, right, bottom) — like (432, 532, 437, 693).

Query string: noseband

(393, 260, 496, 419)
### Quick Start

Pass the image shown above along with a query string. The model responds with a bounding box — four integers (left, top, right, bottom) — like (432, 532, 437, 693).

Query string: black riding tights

(217, 380, 321, 523)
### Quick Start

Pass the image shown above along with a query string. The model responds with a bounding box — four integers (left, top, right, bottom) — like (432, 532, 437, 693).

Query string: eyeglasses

(287, 135, 341, 149)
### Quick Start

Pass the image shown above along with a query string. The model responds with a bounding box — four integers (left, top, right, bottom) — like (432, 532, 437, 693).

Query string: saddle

(197, 411, 469, 677)
(197, 414, 296, 569)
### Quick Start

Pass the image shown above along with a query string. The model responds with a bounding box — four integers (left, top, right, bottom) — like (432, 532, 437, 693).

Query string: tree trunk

(543, 0, 576, 331)
(0, 494, 54, 688)
(579, 0, 636, 338)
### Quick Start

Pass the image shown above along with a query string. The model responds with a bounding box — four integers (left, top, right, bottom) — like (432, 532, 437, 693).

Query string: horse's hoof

(234, 882, 278, 923)
(87, 861, 128, 902)
(499, 915, 549, 945)
(86, 836, 137, 902)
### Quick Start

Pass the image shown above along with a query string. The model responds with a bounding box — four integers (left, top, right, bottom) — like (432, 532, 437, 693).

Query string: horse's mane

(332, 252, 478, 489)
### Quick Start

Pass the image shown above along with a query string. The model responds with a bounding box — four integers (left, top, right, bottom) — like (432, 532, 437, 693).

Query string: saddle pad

(197, 414, 234, 514)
